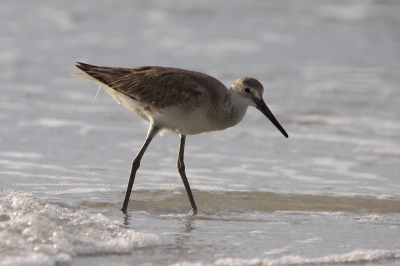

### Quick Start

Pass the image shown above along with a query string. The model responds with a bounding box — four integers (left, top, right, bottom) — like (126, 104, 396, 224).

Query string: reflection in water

(184, 219, 195, 234)
(175, 219, 196, 250)
(123, 211, 131, 226)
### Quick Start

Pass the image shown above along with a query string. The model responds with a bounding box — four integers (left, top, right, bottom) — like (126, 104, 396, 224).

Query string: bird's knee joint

(132, 160, 140, 169)
(177, 160, 185, 170)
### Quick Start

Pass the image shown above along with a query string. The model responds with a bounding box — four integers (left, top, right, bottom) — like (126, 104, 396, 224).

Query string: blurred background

(1, 0, 400, 265)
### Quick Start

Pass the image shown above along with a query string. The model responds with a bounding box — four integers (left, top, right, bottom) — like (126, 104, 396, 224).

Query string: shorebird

(75, 62, 288, 214)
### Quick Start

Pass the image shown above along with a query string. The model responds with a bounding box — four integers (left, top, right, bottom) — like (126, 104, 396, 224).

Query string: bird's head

(231, 77, 288, 138)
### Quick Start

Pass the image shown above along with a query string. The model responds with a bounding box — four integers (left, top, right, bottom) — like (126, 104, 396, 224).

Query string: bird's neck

(218, 90, 248, 129)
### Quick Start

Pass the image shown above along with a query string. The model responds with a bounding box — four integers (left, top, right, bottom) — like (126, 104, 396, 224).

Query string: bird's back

(75, 62, 229, 112)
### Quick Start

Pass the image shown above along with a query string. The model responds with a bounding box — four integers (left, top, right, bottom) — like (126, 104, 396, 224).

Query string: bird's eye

(244, 86, 251, 93)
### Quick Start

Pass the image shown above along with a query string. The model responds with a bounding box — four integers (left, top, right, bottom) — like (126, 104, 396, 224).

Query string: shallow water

(1, 0, 400, 265)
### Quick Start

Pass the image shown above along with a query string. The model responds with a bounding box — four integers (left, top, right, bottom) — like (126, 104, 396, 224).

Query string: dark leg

(121, 124, 159, 213)
(177, 134, 198, 215)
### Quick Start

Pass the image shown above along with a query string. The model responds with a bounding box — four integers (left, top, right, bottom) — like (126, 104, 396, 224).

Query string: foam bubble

(0, 189, 160, 265)
(0, 152, 42, 160)
(214, 249, 400, 265)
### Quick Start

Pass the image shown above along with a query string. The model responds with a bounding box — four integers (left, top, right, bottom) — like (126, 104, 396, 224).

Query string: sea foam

(0, 189, 160, 266)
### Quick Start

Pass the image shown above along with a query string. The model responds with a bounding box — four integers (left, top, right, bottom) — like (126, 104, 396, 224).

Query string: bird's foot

(189, 208, 197, 216)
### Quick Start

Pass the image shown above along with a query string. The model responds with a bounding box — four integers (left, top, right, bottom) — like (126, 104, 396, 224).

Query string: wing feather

(75, 62, 209, 109)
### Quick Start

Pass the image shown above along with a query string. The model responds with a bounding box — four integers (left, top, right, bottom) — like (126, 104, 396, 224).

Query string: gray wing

(75, 62, 216, 110)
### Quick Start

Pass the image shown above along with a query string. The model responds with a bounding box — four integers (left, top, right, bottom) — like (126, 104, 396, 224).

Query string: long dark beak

(256, 99, 288, 138)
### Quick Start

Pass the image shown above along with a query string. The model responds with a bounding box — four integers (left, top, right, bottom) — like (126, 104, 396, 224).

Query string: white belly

(103, 86, 221, 135)
(152, 107, 218, 135)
